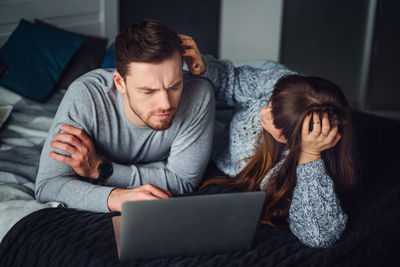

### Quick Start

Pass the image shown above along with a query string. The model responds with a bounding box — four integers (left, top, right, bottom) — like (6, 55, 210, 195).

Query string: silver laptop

(112, 191, 265, 261)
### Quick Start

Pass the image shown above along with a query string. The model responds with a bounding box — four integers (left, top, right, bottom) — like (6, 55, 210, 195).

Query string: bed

(1, 2, 400, 267)
(1, 58, 400, 267)
(1, 89, 400, 267)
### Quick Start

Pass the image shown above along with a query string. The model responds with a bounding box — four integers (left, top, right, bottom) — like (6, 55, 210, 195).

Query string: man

(35, 20, 215, 213)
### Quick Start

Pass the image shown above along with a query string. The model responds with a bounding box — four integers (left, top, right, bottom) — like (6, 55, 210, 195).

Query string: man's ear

(113, 72, 127, 94)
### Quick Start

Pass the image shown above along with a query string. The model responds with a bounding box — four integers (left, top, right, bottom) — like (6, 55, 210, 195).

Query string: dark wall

(280, 0, 400, 111)
(367, 0, 400, 110)
(119, 0, 221, 58)
(280, 0, 370, 107)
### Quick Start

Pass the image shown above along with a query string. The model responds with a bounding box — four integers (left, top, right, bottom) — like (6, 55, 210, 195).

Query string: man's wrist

(92, 158, 102, 179)
(107, 188, 121, 212)
(96, 159, 113, 185)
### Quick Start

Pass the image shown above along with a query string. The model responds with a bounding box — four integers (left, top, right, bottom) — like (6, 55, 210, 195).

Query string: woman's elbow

(290, 217, 347, 248)
(300, 234, 340, 248)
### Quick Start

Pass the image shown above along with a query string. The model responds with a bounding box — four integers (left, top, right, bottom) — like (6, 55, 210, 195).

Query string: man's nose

(158, 90, 171, 110)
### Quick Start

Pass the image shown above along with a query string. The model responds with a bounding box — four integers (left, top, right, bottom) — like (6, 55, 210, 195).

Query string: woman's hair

(202, 74, 356, 228)
(115, 19, 184, 78)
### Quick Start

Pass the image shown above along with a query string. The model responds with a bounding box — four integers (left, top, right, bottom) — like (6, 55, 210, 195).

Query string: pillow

(0, 19, 85, 102)
(35, 19, 108, 89)
(101, 43, 115, 68)
(0, 62, 9, 77)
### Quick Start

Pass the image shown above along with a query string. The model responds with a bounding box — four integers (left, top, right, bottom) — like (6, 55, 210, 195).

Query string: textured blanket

(0, 181, 399, 267)
(1, 110, 399, 266)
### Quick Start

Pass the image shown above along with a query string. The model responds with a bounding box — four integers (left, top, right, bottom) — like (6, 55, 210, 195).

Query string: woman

(180, 35, 356, 248)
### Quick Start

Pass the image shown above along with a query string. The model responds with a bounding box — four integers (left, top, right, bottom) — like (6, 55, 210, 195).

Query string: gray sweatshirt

(35, 69, 215, 213)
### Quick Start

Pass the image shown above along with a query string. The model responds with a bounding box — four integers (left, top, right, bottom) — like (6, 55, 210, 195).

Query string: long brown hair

(202, 74, 356, 228)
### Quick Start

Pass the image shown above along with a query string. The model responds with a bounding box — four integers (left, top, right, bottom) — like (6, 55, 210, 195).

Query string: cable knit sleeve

(289, 160, 347, 248)
(200, 55, 346, 247)
(202, 55, 294, 107)
(201, 55, 296, 176)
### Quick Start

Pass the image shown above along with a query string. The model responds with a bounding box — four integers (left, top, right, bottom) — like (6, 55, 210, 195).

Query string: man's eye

(143, 91, 154, 95)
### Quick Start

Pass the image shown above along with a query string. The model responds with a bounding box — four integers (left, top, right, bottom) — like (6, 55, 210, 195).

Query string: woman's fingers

(321, 134, 342, 151)
(316, 113, 341, 149)
(302, 113, 312, 136)
(320, 113, 330, 136)
(302, 111, 342, 153)
(325, 126, 341, 148)
(310, 112, 321, 137)
(179, 34, 197, 49)
(326, 125, 338, 142)
(179, 33, 206, 75)
(178, 33, 192, 40)
(331, 133, 342, 147)
(182, 48, 198, 57)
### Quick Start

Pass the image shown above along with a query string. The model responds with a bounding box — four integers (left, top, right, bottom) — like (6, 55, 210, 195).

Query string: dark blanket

(1, 111, 400, 267)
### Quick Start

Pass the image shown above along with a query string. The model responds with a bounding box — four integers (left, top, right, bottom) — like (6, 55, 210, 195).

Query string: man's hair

(115, 19, 184, 78)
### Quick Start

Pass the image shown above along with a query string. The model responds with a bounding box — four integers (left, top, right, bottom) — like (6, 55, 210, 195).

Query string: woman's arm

(289, 160, 347, 248)
(180, 34, 293, 107)
(202, 55, 292, 107)
(289, 113, 346, 248)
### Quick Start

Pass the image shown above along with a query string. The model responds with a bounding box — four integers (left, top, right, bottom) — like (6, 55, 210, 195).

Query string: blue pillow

(101, 43, 115, 68)
(0, 19, 85, 102)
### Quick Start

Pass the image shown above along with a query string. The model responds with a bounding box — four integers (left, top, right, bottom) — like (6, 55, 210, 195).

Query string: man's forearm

(106, 162, 199, 195)
(35, 175, 114, 212)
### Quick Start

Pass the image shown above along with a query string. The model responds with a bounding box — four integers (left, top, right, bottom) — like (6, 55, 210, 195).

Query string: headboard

(0, 0, 118, 46)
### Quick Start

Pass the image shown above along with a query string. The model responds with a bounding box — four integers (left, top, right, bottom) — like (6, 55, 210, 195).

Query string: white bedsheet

(0, 86, 65, 242)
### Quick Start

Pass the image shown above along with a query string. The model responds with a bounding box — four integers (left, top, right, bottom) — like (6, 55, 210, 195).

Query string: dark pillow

(0, 61, 9, 77)
(0, 19, 85, 102)
(101, 43, 115, 68)
(35, 19, 108, 88)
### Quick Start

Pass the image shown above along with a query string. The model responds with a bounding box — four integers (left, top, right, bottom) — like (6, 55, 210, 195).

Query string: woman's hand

(179, 34, 206, 75)
(299, 112, 342, 165)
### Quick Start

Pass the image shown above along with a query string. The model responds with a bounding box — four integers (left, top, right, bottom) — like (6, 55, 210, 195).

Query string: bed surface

(0, 86, 67, 241)
(0, 104, 400, 266)
(0, 0, 118, 242)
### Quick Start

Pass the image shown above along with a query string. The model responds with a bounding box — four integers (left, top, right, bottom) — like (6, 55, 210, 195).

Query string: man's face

(114, 52, 183, 131)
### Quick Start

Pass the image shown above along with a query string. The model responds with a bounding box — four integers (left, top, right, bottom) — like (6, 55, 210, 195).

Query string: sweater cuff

(107, 163, 137, 188)
(90, 185, 115, 213)
(296, 159, 327, 182)
(202, 55, 218, 81)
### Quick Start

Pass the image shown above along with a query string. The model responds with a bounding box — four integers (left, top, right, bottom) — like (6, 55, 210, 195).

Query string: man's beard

(129, 102, 177, 131)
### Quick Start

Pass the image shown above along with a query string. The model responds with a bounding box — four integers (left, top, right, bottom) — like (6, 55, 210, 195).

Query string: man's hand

(299, 112, 341, 165)
(49, 124, 102, 179)
(107, 184, 172, 212)
(179, 34, 206, 75)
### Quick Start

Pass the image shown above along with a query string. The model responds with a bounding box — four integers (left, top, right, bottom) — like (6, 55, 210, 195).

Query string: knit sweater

(202, 55, 347, 248)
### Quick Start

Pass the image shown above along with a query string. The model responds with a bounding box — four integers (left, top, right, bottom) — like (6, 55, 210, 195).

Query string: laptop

(112, 191, 265, 261)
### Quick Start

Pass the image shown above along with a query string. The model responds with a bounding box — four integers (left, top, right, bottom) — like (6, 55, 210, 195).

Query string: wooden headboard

(0, 0, 118, 46)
